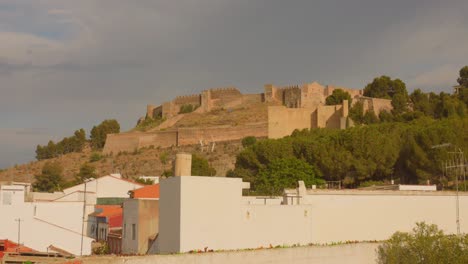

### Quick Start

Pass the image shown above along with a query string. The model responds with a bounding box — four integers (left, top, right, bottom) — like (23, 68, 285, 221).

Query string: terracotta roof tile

(130, 184, 159, 199)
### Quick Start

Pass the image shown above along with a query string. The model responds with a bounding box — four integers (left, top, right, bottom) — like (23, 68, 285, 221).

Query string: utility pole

(15, 218, 22, 251)
(81, 178, 93, 256)
(432, 144, 466, 235)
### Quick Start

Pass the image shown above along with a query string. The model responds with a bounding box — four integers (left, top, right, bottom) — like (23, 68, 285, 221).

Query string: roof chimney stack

(174, 152, 192, 176)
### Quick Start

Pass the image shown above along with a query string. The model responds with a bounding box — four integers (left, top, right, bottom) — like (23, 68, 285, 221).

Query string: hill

(0, 140, 245, 184)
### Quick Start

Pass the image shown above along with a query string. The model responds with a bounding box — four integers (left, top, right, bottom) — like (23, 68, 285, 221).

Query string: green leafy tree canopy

(256, 157, 324, 195)
(325, 89, 352, 106)
(191, 154, 217, 176)
(75, 163, 97, 184)
(90, 119, 120, 149)
(33, 162, 65, 192)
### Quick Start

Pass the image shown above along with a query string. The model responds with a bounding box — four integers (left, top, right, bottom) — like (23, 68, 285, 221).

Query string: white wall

(79, 243, 379, 264)
(178, 177, 243, 252)
(157, 176, 468, 254)
(0, 185, 25, 205)
(34, 202, 94, 233)
(158, 177, 313, 253)
(240, 205, 313, 248)
(63, 175, 142, 198)
(0, 203, 93, 255)
(303, 191, 468, 243)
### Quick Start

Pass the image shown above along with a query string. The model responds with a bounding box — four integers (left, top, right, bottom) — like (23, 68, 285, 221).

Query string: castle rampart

(118, 82, 391, 154)
(173, 94, 201, 105)
(103, 123, 267, 154)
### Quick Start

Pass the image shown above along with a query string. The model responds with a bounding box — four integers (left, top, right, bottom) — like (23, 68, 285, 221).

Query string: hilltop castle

(103, 82, 392, 154)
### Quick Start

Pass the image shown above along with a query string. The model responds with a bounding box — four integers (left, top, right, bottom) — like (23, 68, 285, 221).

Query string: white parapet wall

(156, 175, 468, 254)
(157, 176, 315, 253)
(303, 190, 468, 244)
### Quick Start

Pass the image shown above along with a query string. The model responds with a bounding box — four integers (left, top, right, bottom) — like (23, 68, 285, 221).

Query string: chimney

(174, 152, 192, 176)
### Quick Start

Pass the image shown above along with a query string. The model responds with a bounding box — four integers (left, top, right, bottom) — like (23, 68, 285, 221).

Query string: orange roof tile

(130, 184, 159, 199)
(92, 205, 122, 217)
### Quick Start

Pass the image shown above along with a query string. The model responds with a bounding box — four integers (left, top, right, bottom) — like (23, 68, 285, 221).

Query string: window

(132, 224, 136, 240)
(2, 192, 12, 205)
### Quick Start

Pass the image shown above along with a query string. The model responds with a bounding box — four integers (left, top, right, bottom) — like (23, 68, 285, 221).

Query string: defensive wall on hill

(117, 82, 392, 153)
(103, 123, 268, 154)
(268, 100, 350, 139)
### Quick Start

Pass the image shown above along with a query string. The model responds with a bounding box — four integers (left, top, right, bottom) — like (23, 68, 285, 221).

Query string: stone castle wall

(103, 123, 268, 154)
(301, 82, 327, 108)
(209, 87, 241, 99)
(173, 94, 201, 105)
(177, 123, 268, 146)
(357, 97, 392, 116)
(126, 82, 388, 153)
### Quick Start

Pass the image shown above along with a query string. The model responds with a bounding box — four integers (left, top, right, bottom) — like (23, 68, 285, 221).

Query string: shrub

(377, 222, 468, 264)
(89, 152, 103, 162)
(242, 136, 257, 147)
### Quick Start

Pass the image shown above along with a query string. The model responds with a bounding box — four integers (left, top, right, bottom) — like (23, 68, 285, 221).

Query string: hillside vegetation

(0, 140, 243, 184)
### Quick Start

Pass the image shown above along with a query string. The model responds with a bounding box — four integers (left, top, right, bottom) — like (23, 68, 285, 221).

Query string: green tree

(363, 76, 409, 114)
(363, 110, 379, 124)
(377, 222, 468, 264)
(90, 119, 120, 149)
(378, 110, 394, 122)
(457, 65, 468, 88)
(255, 157, 324, 195)
(325, 89, 352, 106)
(349, 101, 365, 124)
(75, 163, 97, 184)
(410, 89, 432, 116)
(191, 154, 217, 176)
(33, 162, 65, 192)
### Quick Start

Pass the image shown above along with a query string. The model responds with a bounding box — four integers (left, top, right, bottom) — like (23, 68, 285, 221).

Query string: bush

(242, 136, 257, 147)
(159, 151, 169, 165)
(377, 222, 468, 264)
(90, 119, 120, 149)
(89, 152, 103, 162)
(192, 154, 216, 176)
(179, 104, 198, 114)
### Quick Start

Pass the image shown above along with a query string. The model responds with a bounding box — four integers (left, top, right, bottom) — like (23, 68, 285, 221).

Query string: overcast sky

(1, 0, 468, 168)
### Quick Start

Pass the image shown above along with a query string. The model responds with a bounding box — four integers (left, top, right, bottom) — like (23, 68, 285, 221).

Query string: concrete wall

(240, 205, 314, 249)
(157, 177, 315, 253)
(302, 190, 468, 244)
(268, 106, 314, 139)
(156, 177, 181, 253)
(122, 199, 159, 255)
(122, 199, 139, 254)
(79, 243, 379, 264)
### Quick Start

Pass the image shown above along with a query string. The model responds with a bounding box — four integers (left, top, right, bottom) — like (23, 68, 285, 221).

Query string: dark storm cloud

(1, 0, 468, 168)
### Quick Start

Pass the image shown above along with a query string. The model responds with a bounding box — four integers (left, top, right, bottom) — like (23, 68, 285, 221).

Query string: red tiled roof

(92, 205, 122, 217)
(0, 239, 36, 258)
(130, 184, 160, 199)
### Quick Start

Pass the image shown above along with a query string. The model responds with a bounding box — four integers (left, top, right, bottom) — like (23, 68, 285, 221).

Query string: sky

(1, 0, 468, 169)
